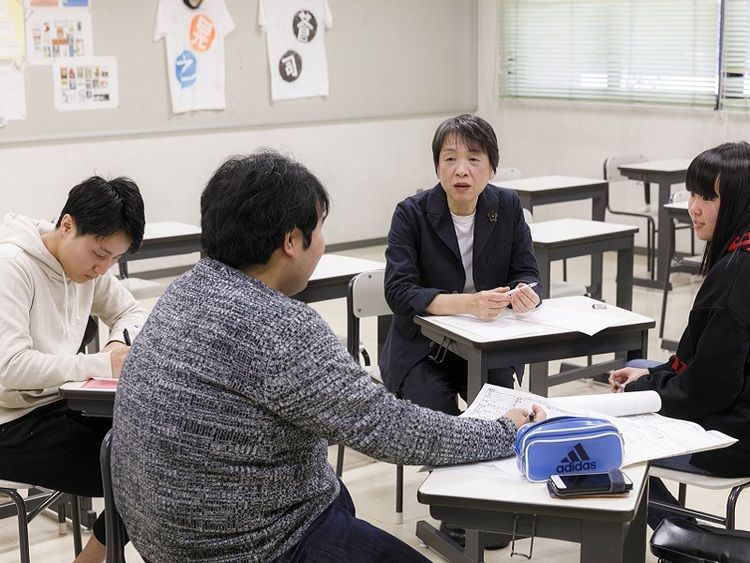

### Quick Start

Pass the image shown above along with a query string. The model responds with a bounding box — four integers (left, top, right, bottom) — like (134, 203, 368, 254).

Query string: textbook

(462, 384, 737, 467)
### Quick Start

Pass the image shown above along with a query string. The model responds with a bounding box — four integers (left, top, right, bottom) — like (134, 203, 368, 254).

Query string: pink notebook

(82, 378, 119, 390)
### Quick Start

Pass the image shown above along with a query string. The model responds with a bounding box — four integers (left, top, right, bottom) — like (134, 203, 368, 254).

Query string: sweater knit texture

(112, 258, 517, 562)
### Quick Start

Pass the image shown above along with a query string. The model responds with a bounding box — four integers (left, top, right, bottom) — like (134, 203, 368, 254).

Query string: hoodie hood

(0, 212, 66, 283)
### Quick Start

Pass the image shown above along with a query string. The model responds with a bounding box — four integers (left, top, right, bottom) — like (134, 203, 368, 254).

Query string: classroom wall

(0, 115, 444, 246)
(5, 1, 750, 249)
(477, 0, 750, 248)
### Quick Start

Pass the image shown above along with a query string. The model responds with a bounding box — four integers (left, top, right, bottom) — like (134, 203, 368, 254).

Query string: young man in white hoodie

(0, 176, 148, 563)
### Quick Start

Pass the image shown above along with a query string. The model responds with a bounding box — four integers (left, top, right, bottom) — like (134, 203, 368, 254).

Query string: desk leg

(528, 362, 549, 397)
(590, 193, 607, 299)
(466, 350, 489, 405)
(654, 181, 672, 287)
(536, 248, 551, 300)
(615, 244, 634, 310)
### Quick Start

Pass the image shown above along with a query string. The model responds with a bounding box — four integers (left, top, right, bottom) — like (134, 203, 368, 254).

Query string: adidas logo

(555, 442, 598, 474)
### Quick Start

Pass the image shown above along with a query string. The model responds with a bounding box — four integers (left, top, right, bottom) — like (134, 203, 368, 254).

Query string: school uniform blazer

(380, 183, 542, 393)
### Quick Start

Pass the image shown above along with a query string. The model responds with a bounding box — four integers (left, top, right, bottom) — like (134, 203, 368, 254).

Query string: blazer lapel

(426, 186, 461, 262)
(474, 186, 499, 261)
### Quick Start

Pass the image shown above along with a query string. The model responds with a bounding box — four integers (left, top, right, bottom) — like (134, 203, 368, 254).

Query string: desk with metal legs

(118, 221, 203, 278)
(417, 463, 649, 563)
(415, 296, 654, 403)
(617, 159, 690, 289)
(494, 176, 609, 292)
(530, 218, 637, 306)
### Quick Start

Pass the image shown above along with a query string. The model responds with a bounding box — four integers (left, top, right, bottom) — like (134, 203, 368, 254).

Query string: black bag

(650, 517, 750, 563)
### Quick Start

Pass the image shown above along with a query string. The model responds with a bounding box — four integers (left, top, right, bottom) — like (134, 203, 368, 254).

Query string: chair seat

(364, 365, 383, 384)
(650, 467, 750, 490)
(119, 277, 163, 300)
(0, 480, 34, 490)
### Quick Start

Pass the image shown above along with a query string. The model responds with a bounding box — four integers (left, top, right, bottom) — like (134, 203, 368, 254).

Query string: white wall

(0, 116, 445, 246)
(6, 1, 749, 248)
(478, 0, 750, 247)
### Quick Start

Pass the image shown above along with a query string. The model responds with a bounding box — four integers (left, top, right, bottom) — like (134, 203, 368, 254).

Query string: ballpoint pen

(123, 328, 132, 346)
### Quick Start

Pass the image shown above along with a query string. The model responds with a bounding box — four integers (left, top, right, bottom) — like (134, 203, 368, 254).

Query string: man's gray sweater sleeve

(249, 308, 516, 467)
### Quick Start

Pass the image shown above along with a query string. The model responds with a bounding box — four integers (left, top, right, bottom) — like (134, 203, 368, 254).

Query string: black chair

(100, 430, 128, 563)
(651, 516, 750, 563)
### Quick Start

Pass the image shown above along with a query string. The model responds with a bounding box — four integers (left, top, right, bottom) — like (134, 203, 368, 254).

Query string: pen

(507, 281, 538, 296)
(528, 409, 536, 422)
(123, 328, 131, 347)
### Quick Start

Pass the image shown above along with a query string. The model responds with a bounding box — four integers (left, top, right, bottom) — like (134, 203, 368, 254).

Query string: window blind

(722, 0, 750, 110)
(498, 0, 720, 108)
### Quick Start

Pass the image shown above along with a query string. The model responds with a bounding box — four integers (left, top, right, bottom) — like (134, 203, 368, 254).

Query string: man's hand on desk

(505, 404, 546, 429)
(102, 341, 130, 378)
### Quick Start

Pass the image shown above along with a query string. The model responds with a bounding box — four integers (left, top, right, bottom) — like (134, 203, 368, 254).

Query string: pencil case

(514, 416, 624, 482)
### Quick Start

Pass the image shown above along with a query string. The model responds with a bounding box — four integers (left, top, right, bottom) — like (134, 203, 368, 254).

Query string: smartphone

(548, 470, 633, 497)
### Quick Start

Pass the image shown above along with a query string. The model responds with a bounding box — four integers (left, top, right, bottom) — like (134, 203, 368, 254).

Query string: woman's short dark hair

(56, 176, 145, 253)
(431, 114, 500, 173)
(686, 141, 750, 273)
(201, 150, 330, 269)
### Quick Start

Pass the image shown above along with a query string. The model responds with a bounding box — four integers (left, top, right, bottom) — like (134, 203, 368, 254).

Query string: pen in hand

(123, 328, 132, 347)
(506, 281, 539, 296)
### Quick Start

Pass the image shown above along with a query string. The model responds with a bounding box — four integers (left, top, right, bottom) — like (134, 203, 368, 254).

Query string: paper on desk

(509, 303, 622, 336)
(428, 313, 548, 340)
(461, 384, 736, 468)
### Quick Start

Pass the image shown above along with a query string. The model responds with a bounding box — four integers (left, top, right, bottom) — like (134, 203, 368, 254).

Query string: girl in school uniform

(609, 141, 750, 528)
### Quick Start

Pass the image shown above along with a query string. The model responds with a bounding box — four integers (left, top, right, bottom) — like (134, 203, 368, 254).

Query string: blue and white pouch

(514, 416, 624, 482)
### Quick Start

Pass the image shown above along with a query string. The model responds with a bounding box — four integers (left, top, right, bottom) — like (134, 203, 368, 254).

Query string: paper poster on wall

(0, 63, 26, 120)
(0, 0, 25, 61)
(25, 9, 93, 65)
(26, 0, 90, 7)
(53, 56, 118, 111)
(258, 0, 333, 101)
(154, 0, 235, 114)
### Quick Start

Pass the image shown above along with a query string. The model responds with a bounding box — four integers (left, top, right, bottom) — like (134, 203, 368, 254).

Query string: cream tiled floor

(1, 247, 747, 563)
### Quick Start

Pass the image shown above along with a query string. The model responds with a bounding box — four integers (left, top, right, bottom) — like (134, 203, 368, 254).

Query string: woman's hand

(608, 367, 649, 393)
(467, 288, 511, 320)
(506, 282, 540, 313)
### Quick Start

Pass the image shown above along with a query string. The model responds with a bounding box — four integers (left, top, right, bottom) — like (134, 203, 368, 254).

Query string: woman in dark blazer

(380, 114, 542, 416)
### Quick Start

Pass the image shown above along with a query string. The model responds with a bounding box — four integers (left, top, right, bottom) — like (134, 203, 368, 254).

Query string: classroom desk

(62, 253, 385, 415)
(617, 159, 690, 289)
(530, 219, 637, 307)
(494, 175, 609, 294)
(294, 254, 384, 303)
(492, 176, 608, 221)
(417, 463, 649, 563)
(118, 221, 202, 278)
(415, 296, 654, 401)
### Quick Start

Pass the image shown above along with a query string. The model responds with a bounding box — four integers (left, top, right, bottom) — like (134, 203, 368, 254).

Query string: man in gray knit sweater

(111, 150, 544, 563)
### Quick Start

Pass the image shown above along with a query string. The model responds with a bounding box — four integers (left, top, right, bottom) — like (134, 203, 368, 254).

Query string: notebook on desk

(82, 378, 119, 390)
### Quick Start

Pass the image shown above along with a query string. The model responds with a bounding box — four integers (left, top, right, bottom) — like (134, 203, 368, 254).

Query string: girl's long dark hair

(685, 141, 750, 274)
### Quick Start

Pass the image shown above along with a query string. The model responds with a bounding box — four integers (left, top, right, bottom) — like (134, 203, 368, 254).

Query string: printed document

(463, 384, 736, 468)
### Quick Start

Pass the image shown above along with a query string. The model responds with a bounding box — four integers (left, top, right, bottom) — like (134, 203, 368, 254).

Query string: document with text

(462, 384, 737, 468)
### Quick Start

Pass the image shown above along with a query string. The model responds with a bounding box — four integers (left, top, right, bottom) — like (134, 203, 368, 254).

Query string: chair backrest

(346, 270, 391, 361)
(494, 166, 522, 181)
(522, 208, 534, 224)
(100, 430, 128, 563)
(602, 154, 648, 182)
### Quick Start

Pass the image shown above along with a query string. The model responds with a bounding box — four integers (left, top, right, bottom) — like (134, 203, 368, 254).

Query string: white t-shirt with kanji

(258, 0, 333, 101)
(154, 0, 235, 113)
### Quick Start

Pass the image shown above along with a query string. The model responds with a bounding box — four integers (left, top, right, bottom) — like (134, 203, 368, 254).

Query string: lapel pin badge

(487, 211, 498, 223)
